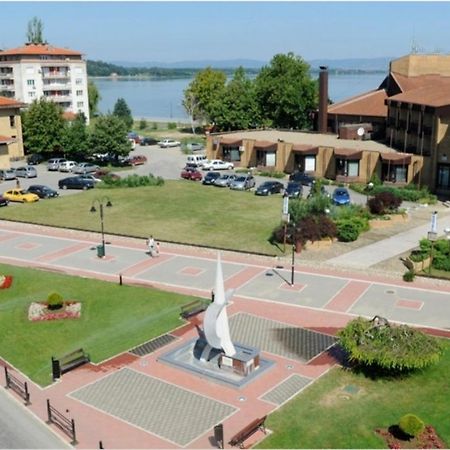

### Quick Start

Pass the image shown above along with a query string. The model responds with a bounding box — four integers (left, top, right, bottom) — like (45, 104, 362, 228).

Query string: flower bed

(375, 425, 446, 449)
(28, 301, 81, 322)
(0, 275, 13, 289)
(369, 213, 409, 229)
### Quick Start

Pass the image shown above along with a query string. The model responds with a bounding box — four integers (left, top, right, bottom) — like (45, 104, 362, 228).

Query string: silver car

(0, 169, 17, 181)
(214, 173, 236, 187)
(14, 166, 37, 178)
(229, 175, 256, 191)
(73, 163, 99, 174)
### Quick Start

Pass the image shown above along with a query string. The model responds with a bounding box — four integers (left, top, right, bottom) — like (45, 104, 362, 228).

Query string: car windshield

(335, 189, 348, 196)
(235, 177, 246, 182)
(287, 183, 300, 189)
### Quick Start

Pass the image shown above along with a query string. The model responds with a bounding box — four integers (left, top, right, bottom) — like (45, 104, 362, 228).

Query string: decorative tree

(26, 17, 45, 44)
(22, 98, 65, 155)
(88, 81, 101, 117)
(112, 97, 133, 130)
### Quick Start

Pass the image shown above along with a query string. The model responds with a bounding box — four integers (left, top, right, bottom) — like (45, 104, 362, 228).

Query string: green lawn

(257, 341, 450, 448)
(0, 181, 284, 255)
(0, 263, 198, 386)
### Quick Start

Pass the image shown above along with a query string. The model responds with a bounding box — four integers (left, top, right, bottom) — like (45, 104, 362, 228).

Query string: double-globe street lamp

(90, 197, 113, 258)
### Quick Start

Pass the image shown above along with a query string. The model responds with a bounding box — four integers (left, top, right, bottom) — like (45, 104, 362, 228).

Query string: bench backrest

(59, 348, 86, 365)
(229, 416, 266, 445)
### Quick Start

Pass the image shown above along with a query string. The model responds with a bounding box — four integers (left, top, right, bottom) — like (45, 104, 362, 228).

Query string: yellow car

(3, 189, 39, 203)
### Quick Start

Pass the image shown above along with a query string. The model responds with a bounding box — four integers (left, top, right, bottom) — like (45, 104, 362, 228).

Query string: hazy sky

(1, 1, 449, 63)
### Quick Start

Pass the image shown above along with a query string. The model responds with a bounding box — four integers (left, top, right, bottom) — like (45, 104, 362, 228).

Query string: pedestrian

(147, 235, 156, 256)
(15, 177, 20, 189)
(155, 241, 160, 257)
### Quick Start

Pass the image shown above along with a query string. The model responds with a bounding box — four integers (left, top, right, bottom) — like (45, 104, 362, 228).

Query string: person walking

(147, 236, 156, 257)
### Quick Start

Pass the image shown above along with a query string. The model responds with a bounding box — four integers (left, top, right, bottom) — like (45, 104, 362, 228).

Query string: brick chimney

(318, 66, 328, 134)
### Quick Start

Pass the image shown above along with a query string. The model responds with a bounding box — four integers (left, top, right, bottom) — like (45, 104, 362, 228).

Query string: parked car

(186, 155, 208, 167)
(127, 132, 141, 144)
(73, 162, 99, 174)
(180, 167, 202, 181)
(0, 195, 9, 207)
(14, 166, 37, 178)
(79, 174, 101, 183)
(332, 187, 351, 205)
(202, 172, 221, 185)
(27, 153, 45, 165)
(229, 175, 256, 191)
(289, 171, 315, 186)
(59, 160, 77, 172)
(285, 181, 303, 198)
(140, 137, 158, 146)
(214, 173, 236, 187)
(27, 185, 59, 199)
(47, 158, 67, 171)
(255, 181, 284, 196)
(0, 169, 17, 181)
(187, 142, 204, 152)
(158, 138, 181, 148)
(129, 155, 147, 166)
(93, 169, 121, 181)
(202, 159, 234, 170)
(3, 189, 39, 203)
(58, 176, 95, 190)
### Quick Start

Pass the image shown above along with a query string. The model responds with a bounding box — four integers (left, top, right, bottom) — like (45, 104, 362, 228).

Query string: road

(0, 388, 68, 449)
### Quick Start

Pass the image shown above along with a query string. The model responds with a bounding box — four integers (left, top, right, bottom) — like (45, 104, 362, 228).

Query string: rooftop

(328, 89, 388, 117)
(0, 43, 82, 57)
(0, 96, 25, 109)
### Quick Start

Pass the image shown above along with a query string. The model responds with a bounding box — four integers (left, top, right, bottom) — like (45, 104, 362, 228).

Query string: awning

(254, 140, 277, 151)
(380, 153, 412, 165)
(219, 136, 242, 146)
(291, 144, 319, 155)
(334, 148, 363, 160)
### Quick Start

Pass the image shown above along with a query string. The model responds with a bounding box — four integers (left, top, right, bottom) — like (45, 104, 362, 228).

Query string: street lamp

(365, 182, 374, 205)
(90, 197, 113, 258)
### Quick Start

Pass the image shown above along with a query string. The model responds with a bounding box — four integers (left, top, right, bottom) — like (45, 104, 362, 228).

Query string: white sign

(282, 195, 289, 215)
(431, 211, 438, 233)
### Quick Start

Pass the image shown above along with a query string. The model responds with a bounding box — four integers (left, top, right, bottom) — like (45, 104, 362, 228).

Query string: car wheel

(82, 185, 88, 190)
(62, 185, 68, 190)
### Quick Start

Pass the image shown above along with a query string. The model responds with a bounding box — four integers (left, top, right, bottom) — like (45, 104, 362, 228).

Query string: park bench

(52, 348, 90, 380)
(228, 416, 267, 448)
(180, 299, 210, 319)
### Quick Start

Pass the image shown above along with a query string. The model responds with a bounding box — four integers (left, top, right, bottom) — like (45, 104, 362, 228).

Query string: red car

(180, 167, 202, 181)
(130, 155, 147, 166)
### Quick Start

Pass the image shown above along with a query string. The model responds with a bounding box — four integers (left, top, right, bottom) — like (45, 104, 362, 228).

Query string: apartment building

(0, 96, 25, 168)
(0, 43, 90, 123)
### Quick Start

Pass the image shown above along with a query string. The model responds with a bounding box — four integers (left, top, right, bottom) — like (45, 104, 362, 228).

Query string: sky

(1, 1, 450, 64)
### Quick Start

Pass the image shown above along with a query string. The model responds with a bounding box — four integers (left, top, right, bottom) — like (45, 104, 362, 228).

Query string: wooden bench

(52, 348, 90, 380)
(228, 416, 267, 448)
(180, 299, 210, 319)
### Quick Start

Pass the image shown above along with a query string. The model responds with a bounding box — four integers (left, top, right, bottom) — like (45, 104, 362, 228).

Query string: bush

(399, 414, 425, 438)
(335, 220, 360, 242)
(168, 122, 177, 130)
(47, 292, 64, 310)
(432, 254, 450, 271)
(338, 317, 443, 372)
(139, 118, 147, 130)
(403, 270, 415, 282)
(257, 170, 285, 179)
(368, 191, 402, 215)
(100, 174, 164, 188)
(151, 122, 158, 130)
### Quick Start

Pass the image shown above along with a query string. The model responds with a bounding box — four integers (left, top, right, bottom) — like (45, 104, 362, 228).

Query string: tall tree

(254, 52, 318, 130)
(183, 67, 226, 125)
(26, 17, 44, 44)
(89, 115, 131, 160)
(88, 81, 101, 117)
(22, 99, 65, 154)
(112, 98, 133, 130)
(215, 67, 260, 131)
(62, 113, 89, 157)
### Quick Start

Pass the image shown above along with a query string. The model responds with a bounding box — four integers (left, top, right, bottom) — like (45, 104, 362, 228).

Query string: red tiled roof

(390, 72, 450, 93)
(328, 89, 388, 117)
(0, 96, 25, 108)
(388, 82, 450, 107)
(0, 43, 82, 57)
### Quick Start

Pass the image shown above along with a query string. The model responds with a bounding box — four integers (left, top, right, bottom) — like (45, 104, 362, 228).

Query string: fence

(46, 399, 77, 445)
(4, 366, 30, 405)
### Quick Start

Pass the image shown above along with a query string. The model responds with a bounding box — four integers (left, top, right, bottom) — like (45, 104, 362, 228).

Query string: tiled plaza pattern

(229, 313, 337, 362)
(261, 374, 312, 406)
(129, 334, 177, 357)
(70, 368, 237, 446)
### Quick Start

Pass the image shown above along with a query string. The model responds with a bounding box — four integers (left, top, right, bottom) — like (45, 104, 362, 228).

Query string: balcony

(0, 84, 15, 91)
(42, 71, 70, 79)
(43, 82, 70, 90)
(0, 72, 14, 79)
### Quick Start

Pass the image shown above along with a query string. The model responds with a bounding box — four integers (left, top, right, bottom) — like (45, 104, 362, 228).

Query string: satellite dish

(357, 127, 365, 137)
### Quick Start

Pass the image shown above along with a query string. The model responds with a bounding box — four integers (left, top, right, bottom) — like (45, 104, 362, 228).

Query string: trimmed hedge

(100, 173, 164, 188)
(399, 414, 425, 438)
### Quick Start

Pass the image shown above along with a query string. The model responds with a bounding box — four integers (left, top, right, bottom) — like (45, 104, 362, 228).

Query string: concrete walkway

(327, 208, 450, 269)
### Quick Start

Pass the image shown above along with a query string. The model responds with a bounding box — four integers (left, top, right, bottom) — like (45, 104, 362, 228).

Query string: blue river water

(92, 72, 387, 122)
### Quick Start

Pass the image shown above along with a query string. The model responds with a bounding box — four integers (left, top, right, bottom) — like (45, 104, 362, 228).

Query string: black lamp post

(90, 197, 112, 257)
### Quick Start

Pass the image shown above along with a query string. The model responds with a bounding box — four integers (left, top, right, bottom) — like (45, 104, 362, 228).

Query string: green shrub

(409, 250, 427, 262)
(139, 118, 147, 130)
(151, 122, 158, 130)
(432, 254, 450, 271)
(168, 122, 177, 130)
(399, 414, 425, 438)
(100, 174, 164, 188)
(257, 170, 285, 179)
(335, 220, 360, 242)
(338, 317, 443, 372)
(47, 292, 64, 310)
(403, 270, 415, 282)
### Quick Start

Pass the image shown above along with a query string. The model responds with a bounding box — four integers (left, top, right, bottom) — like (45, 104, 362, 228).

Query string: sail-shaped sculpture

(203, 253, 236, 357)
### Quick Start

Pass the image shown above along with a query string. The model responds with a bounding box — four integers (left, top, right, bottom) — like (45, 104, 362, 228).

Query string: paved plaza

(0, 220, 449, 448)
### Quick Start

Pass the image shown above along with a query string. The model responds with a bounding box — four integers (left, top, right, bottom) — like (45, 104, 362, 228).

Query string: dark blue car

(332, 187, 351, 205)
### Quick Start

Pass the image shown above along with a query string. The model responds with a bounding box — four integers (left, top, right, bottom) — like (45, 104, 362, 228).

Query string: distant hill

(308, 57, 395, 71)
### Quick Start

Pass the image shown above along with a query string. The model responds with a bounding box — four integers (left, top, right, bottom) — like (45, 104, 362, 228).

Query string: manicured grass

(0, 263, 198, 386)
(257, 341, 450, 449)
(0, 180, 284, 255)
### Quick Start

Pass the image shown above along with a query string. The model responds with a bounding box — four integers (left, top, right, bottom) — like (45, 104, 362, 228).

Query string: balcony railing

(43, 83, 70, 90)
(0, 72, 14, 78)
(0, 85, 15, 91)
(42, 72, 70, 79)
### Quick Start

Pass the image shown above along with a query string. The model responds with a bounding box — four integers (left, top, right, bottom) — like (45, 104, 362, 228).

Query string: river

(92, 72, 387, 122)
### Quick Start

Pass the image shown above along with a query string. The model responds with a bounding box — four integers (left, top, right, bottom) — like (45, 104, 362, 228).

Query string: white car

(158, 139, 181, 148)
(202, 159, 234, 170)
(73, 162, 99, 174)
(59, 160, 77, 172)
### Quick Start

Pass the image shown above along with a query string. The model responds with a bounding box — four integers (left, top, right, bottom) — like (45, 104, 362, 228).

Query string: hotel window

(77, 101, 84, 108)
(27, 79, 35, 86)
(222, 145, 241, 162)
(28, 91, 36, 98)
(336, 158, 359, 177)
(9, 116, 15, 128)
(75, 78, 82, 85)
(304, 156, 316, 172)
(76, 90, 83, 96)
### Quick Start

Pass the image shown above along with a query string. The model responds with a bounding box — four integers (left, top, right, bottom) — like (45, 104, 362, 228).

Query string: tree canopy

(88, 81, 101, 118)
(61, 113, 89, 157)
(89, 115, 131, 159)
(26, 17, 45, 44)
(22, 99, 65, 154)
(112, 98, 133, 130)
